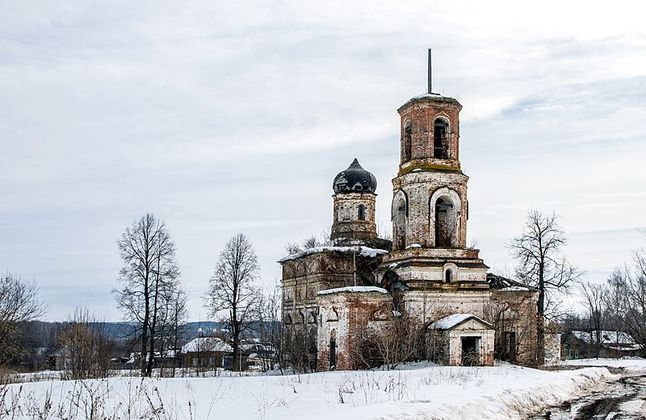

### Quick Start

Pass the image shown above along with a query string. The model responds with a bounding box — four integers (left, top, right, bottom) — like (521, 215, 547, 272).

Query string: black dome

(333, 158, 377, 194)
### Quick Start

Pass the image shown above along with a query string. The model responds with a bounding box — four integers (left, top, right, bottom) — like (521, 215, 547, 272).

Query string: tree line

(0, 209, 644, 377)
(1, 213, 280, 379)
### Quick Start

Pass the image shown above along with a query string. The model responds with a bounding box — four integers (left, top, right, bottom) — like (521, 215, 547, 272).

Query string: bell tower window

(392, 191, 407, 250)
(358, 204, 366, 221)
(434, 118, 449, 159)
(435, 196, 455, 247)
(403, 122, 412, 162)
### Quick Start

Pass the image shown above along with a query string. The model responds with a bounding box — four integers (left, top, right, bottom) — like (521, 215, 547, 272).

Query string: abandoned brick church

(280, 74, 554, 370)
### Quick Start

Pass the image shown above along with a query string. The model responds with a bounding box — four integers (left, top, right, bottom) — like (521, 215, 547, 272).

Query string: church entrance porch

(427, 314, 494, 366)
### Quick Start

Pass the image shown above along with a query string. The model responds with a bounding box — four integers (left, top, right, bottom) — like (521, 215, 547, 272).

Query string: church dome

(333, 158, 377, 194)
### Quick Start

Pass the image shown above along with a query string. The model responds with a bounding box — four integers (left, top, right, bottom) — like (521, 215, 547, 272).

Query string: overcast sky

(2, 1, 645, 321)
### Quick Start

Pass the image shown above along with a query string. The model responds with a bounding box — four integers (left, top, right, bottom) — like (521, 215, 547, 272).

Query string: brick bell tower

(380, 51, 489, 292)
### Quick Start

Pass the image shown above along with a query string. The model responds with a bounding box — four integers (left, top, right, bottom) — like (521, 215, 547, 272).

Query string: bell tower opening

(435, 196, 455, 247)
(392, 191, 407, 250)
(434, 118, 449, 159)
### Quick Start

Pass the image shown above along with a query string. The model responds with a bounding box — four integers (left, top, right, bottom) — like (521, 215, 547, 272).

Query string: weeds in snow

(0, 377, 206, 419)
(337, 371, 407, 406)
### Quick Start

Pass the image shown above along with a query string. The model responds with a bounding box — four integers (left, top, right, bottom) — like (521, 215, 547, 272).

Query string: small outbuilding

(427, 314, 495, 366)
(562, 330, 642, 359)
(181, 337, 236, 369)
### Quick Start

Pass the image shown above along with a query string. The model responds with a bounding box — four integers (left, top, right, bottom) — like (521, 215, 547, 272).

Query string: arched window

(403, 122, 412, 162)
(358, 204, 366, 221)
(435, 196, 455, 247)
(445, 269, 453, 283)
(434, 118, 449, 159)
(392, 191, 407, 250)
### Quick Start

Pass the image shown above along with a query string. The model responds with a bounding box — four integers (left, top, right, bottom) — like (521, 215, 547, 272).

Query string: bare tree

(255, 286, 281, 372)
(0, 274, 45, 366)
(616, 250, 646, 355)
(509, 210, 581, 364)
(157, 287, 188, 377)
(581, 281, 605, 357)
(356, 315, 420, 370)
(284, 231, 330, 255)
(56, 308, 114, 379)
(205, 233, 261, 371)
(604, 269, 627, 334)
(113, 213, 180, 377)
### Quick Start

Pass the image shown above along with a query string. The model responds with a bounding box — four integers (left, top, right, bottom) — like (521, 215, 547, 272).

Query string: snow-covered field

(1, 363, 617, 419)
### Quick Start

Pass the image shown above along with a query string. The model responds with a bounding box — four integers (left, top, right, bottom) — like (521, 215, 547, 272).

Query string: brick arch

(429, 187, 462, 247)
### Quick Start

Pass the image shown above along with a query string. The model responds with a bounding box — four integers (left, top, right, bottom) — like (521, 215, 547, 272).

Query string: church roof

(487, 273, 539, 291)
(278, 245, 387, 263)
(317, 286, 388, 296)
(428, 314, 493, 330)
(397, 92, 462, 112)
(333, 158, 377, 194)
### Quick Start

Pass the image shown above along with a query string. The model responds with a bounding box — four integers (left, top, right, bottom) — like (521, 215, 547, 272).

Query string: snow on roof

(317, 286, 388, 296)
(498, 286, 531, 292)
(428, 314, 492, 330)
(571, 330, 638, 346)
(181, 337, 233, 353)
(279, 246, 388, 263)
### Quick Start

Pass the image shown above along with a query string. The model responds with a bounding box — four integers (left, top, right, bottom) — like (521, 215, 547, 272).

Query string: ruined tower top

(331, 159, 377, 242)
(397, 94, 462, 175)
(396, 51, 463, 174)
(332, 158, 377, 194)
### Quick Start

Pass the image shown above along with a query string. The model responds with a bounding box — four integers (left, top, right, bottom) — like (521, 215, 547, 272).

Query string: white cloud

(1, 0, 645, 319)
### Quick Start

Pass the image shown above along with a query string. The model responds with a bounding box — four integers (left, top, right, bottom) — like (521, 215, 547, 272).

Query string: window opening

(403, 123, 412, 162)
(434, 119, 449, 159)
(358, 204, 366, 221)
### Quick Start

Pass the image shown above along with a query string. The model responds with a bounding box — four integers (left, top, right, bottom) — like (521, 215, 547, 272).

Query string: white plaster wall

(403, 290, 492, 323)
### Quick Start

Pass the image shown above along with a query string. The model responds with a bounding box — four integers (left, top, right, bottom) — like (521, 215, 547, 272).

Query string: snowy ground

(561, 357, 646, 373)
(1, 363, 615, 419)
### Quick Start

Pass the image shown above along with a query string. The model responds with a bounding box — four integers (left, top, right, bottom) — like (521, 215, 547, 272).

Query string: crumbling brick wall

(489, 290, 540, 366)
(316, 290, 392, 371)
(331, 193, 377, 241)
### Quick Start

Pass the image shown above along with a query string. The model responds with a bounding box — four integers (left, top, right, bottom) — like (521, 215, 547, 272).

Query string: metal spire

(428, 48, 432, 94)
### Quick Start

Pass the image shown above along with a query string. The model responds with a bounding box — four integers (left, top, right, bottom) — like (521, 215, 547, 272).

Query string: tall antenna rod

(427, 48, 432, 94)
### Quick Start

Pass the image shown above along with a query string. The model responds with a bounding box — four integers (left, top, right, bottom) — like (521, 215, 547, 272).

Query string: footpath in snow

(0, 362, 618, 419)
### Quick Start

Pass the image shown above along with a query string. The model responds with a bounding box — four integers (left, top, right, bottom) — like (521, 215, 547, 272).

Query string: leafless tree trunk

(205, 233, 260, 371)
(113, 213, 180, 377)
(0, 274, 45, 366)
(509, 210, 581, 364)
